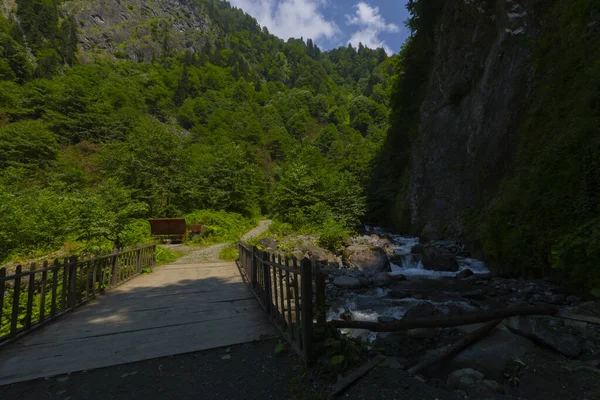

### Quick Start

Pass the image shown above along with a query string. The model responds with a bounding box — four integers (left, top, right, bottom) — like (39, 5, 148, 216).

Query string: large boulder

(411, 244, 425, 254)
(506, 316, 582, 358)
(333, 276, 361, 289)
(372, 272, 393, 287)
(421, 246, 459, 272)
(258, 237, 279, 251)
(455, 269, 474, 279)
(298, 245, 338, 267)
(345, 245, 391, 272)
(426, 327, 537, 380)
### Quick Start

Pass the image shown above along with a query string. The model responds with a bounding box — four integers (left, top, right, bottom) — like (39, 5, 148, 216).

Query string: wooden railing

(237, 242, 326, 363)
(0, 245, 156, 347)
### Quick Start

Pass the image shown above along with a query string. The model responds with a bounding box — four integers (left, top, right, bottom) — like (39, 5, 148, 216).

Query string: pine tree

(173, 66, 190, 106)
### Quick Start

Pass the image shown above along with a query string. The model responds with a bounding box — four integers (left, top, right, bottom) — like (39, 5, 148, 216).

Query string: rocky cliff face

(405, 0, 547, 239)
(62, 0, 212, 62)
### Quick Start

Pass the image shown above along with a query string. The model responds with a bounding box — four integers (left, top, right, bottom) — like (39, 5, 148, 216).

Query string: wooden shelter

(147, 218, 187, 243)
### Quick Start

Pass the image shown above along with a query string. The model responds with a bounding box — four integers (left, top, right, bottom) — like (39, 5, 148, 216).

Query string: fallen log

(556, 311, 600, 325)
(406, 319, 502, 376)
(328, 304, 558, 332)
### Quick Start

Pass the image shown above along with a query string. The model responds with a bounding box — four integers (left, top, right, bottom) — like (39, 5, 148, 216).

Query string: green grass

(218, 242, 239, 261)
(154, 246, 186, 266)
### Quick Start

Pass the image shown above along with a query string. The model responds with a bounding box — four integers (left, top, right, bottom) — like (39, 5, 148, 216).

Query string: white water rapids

(327, 229, 490, 342)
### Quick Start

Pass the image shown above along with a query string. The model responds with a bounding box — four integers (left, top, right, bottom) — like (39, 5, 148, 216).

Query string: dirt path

(171, 219, 272, 264)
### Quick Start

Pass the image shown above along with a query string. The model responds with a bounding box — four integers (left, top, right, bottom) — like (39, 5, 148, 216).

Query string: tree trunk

(328, 304, 557, 332)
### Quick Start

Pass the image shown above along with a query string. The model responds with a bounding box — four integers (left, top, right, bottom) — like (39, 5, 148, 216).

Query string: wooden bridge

(0, 257, 276, 386)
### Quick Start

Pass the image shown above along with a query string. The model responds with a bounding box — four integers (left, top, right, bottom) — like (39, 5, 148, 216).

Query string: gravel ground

(171, 220, 272, 264)
(341, 363, 462, 400)
(2, 339, 315, 400)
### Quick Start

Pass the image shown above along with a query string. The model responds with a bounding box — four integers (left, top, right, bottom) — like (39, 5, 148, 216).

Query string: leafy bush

(268, 221, 295, 237)
(271, 146, 366, 230)
(219, 242, 239, 261)
(184, 210, 255, 244)
(317, 218, 351, 252)
(0, 185, 77, 263)
(469, 0, 600, 292)
(155, 246, 179, 266)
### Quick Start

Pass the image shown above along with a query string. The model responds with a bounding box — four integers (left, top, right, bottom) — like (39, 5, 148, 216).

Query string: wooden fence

(0, 245, 156, 347)
(237, 242, 326, 363)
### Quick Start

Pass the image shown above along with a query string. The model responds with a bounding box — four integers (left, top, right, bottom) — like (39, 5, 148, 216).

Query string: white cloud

(228, 0, 339, 43)
(346, 2, 400, 54)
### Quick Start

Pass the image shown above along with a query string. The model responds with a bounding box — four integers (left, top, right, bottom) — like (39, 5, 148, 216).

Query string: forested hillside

(0, 0, 396, 263)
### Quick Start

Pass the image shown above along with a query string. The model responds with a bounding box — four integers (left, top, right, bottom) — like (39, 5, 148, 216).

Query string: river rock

(446, 368, 484, 391)
(411, 244, 425, 254)
(388, 289, 413, 299)
(333, 276, 361, 289)
(566, 295, 581, 304)
(390, 273, 407, 282)
(522, 285, 536, 295)
(506, 316, 582, 358)
(372, 272, 392, 287)
(345, 245, 391, 272)
(299, 245, 337, 266)
(340, 310, 353, 321)
(421, 246, 459, 272)
(258, 237, 279, 251)
(549, 294, 566, 304)
(462, 289, 486, 300)
(529, 294, 545, 304)
(469, 379, 504, 397)
(455, 269, 474, 279)
(402, 302, 442, 320)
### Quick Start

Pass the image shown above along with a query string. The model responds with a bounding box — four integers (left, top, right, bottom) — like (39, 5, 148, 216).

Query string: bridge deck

(0, 261, 276, 386)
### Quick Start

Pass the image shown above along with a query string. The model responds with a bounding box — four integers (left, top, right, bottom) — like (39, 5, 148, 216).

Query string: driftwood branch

(328, 304, 558, 332)
(406, 319, 502, 376)
(328, 355, 386, 399)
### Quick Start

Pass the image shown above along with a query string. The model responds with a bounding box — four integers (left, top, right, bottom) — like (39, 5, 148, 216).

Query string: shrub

(317, 218, 351, 253)
(184, 209, 255, 244)
(219, 242, 239, 261)
(155, 246, 178, 266)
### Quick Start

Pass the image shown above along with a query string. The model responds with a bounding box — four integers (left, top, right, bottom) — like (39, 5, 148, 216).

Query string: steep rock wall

(62, 0, 212, 62)
(406, 0, 546, 239)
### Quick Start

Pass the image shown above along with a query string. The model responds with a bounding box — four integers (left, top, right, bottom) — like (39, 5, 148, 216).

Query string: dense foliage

(0, 0, 395, 263)
(470, 0, 600, 291)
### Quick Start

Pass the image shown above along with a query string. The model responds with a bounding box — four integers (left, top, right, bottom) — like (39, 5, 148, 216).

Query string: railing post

(25, 263, 36, 328)
(111, 248, 119, 286)
(68, 255, 78, 308)
(0, 268, 5, 334)
(263, 251, 271, 314)
(315, 264, 326, 329)
(300, 257, 314, 364)
(10, 265, 21, 338)
(136, 246, 142, 274)
(251, 246, 258, 289)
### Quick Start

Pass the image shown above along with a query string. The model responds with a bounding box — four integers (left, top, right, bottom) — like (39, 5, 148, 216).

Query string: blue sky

(226, 0, 411, 54)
